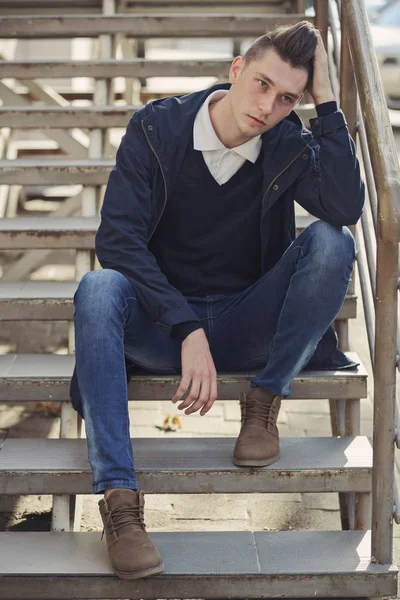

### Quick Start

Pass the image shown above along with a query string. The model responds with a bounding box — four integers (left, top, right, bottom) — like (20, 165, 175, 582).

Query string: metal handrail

(329, 0, 400, 567)
(341, 0, 400, 244)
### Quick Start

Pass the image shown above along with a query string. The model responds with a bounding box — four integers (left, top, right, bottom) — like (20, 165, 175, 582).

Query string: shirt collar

(193, 89, 262, 163)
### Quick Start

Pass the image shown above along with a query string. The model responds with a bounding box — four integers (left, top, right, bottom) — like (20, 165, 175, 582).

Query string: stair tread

(0, 214, 316, 232)
(0, 352, 367, 403)
(0, 530, 395, 578)
(0, 14, 313, 40)
(0, 159, 113, 167)
(0, 351, 365, 378)
(0, 280, 356, 321)
(0, 435, 372, 471)
(0, 436, 372, 495)
(0, 280, 78, 299)
(1, 532, 395, 600)
(0, 280, 356, 301)
(0, 215, 101, 232)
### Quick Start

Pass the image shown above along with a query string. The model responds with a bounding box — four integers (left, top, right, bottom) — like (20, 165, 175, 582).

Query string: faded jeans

(73, 220, 356, 493)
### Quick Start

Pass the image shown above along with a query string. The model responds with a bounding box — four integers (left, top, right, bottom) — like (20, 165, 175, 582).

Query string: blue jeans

(74, 220, 356, 493)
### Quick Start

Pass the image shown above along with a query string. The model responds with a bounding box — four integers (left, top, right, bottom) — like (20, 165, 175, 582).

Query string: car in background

(370, 0, 400, 109)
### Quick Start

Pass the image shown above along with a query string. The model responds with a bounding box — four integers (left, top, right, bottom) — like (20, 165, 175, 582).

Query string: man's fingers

(178, 378, 201, 410)
(200, 377, 218, 416)
(171, 376, 191, 404)
(184, 379, 211, 415)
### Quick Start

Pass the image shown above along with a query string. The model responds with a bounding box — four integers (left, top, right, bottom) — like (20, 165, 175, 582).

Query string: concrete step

(0, 530, 396, 599)
(0, 103, 317, 128)
(0, 281, 357, 321)
(0, 13, 312, 38)
(0, 215, 317, 248)
(0, 436, 372, 495)
(0, 352, 367, 402)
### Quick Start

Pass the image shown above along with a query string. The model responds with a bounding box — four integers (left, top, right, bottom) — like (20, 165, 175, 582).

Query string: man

(70, 21, 364, 580)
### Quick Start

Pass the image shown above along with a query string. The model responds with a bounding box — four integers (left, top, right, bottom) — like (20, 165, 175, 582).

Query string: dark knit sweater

(148, 101, 338, 341)
(148, 131, 264, 339)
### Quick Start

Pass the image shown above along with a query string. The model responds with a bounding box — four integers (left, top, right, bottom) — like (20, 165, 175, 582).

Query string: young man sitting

(70, 21, 364, 580)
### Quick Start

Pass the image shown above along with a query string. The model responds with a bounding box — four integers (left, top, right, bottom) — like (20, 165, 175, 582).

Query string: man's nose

(259, 93, 275, 117)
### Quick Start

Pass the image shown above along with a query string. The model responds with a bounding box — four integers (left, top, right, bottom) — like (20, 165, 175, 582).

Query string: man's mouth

(249, 115, 265, 125)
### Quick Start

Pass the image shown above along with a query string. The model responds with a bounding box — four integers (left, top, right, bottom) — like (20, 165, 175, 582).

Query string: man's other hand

(171, 328, 218, 416)
(310, 30, 336, 105)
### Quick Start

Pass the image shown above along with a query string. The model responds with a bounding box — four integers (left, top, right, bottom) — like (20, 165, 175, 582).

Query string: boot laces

(240, 394, 281, 429)
(101, 504, 145, 540)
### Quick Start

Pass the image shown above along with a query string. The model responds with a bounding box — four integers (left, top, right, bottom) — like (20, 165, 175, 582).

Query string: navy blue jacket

(70, 82, 365, 417)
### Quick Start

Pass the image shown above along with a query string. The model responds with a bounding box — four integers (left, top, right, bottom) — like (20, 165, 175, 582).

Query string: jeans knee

(308, 220, 356, 265)
(74, 269, 132, 321)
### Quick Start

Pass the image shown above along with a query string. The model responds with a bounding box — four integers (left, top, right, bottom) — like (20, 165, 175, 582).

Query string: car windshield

(375, 1, 400, 26)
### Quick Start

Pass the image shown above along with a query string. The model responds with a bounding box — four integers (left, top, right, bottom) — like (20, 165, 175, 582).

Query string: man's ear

(229, 56, 244, 84)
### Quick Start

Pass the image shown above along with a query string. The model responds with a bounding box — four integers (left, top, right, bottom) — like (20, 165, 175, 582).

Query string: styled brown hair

(241, 21, 318, 89)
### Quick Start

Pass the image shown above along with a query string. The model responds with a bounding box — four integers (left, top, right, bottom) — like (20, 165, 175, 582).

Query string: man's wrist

(313, 91, 336, 105)
(316, 100, 338, 117)
(171, 321, 203, 341)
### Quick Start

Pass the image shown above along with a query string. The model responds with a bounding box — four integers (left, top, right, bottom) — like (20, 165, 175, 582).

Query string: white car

(370, 1, 400, 109)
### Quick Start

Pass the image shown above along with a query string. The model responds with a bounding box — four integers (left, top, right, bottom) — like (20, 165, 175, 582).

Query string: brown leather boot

(98, 488, 164, 579)
(233, 387, 282, 467)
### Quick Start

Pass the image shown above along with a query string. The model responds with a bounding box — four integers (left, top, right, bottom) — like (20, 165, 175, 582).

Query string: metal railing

(326, 0, 400, 566)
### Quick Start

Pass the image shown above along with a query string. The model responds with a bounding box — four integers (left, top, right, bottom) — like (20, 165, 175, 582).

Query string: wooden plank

(0, 436, 372, 494)
(0, 352, 367, 402)
(0, 14, 313, 38)
(0, 531, 396, 599)
(0, 59, 232, 80)
(0, 281, 356, 321)
(0, 160, 112, 186)
(0, 104, 317, 129)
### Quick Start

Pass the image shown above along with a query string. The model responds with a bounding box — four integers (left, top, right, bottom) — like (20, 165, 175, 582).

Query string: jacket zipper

(143, 113, 307, 242)
(259, 145, 308, 272)
(141, 120, 168, 241)
(261, 145, 308, 210)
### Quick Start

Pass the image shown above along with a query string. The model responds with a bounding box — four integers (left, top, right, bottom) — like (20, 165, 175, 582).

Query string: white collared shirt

(193, 89, 262, 186)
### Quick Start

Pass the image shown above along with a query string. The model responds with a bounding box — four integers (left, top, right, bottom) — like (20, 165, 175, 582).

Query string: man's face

(227, 48, 308, 138)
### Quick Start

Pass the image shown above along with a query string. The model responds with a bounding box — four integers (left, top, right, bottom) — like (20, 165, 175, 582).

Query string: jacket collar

(140, 82, 310, 189)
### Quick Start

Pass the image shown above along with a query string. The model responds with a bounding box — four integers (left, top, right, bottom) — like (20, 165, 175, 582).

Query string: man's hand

(171, 328, 218, 416)
(310, 30, 336, 105)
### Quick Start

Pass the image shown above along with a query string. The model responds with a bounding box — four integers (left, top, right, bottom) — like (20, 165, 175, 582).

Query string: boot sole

(113, 562, 165, 580)
(232, 452, 280, 467)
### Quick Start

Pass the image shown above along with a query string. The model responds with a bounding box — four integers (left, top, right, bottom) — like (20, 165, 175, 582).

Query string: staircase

(0, 0, 399, 598)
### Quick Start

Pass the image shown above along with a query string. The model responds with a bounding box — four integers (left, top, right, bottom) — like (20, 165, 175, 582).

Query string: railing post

(322, 0, 361, 531)
(339, 0, 358, 299)
(371, 238, 399, 564)
(314, 0, 329, 47)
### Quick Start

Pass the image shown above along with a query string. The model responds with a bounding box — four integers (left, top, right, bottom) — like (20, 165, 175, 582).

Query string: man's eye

(258, 80, 267, 88)
(282, 96, 293, 103)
